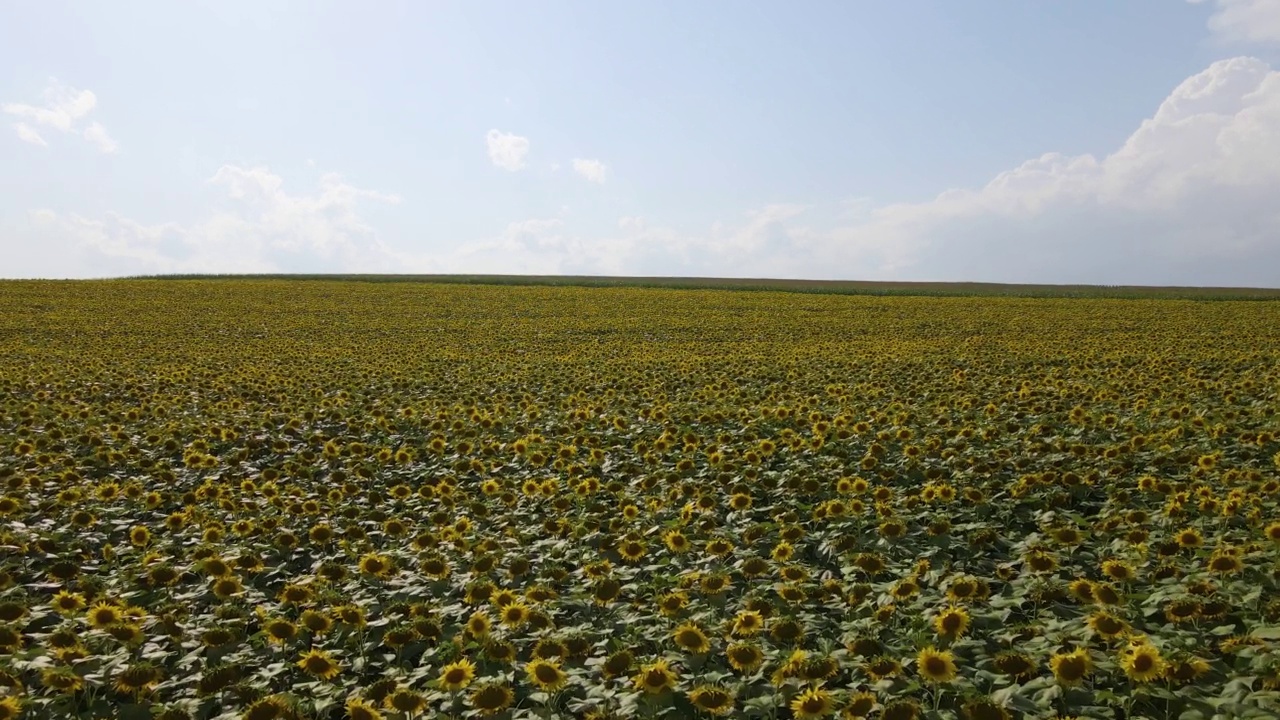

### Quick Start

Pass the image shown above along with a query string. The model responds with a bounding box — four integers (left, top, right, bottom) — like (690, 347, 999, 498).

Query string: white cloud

(1193, 0, 1280, 45)
(82, 122, 118, 154)
(2, 79, 117, 152)
(14, 165, 403, 277)
(442, 57, 1280, 286)
(486, 129, 529, 171)
(13, 123, 46, 146)
(572, 158, 608, 184)
(14, 58, 1280, 286)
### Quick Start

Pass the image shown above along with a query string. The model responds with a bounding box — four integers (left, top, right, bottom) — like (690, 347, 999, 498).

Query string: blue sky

(4, 0, 1280, 284)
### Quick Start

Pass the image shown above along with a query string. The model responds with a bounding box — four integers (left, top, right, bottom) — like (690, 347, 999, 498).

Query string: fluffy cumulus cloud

(485, 129, 529, 171)
(15, 166, 403, 277)
(1192, 0, 1280, 45)
(12, 57, 1280, 285)
(2, 79, 118, 152)
(571, 158, 608, 184)
(440, 56, 1280, 286)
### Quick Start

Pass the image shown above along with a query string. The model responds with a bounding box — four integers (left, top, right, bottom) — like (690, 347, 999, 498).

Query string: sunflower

(51, 590, 86, 615)
(278, 583, 313, 605)
(384, 689, 427, 714)
(87, 601, 123, 628)
(700, 572, 731, 595)
(1101, 560, 1135, 582)
(212, 576, 243, 599)
(1159, 597, 1200, 625)
(673, 622, 711, 654)
(592, 578, 622, 605)
(263, 618, 298, 644)
(800, 655, 840, 682)
(845, 691, 877, 718)
(466, 611, 492, 638)
(1050, 648, 1092, 686)
(732, 610, 764, 636)
(201, 556, 232, 578)
(961, 698, 1012, 720)
(526, 658, 568, 691)
(358, 552, 392, 577)
(0, 697, 21, 720)
(878, 519, 906, 539)
(663, 530, 691, 553)
(1087, 611, 1128, 640)
(299, 609, 333, 634)
(1067, 579, 1095, 603)
(891, 579, 919, 600)
(687, 684, 735, 716)
(771, 541, 796, 563)
(1165, 656, 1210, 685)
(1024, 549, 1058, 572)
(933, 606, 971, 638)
(145, 562, 180, 585)
(633, 658, 678, 694)
(1176, 528, 1203, 548)
(1120, 643, 1165, 683)
(1207, 552, 1243, 575)
(381, 625, 417, 648)
(863, 655, 902, 681)
(438, 658, 476, 691)
(945, 575, 978, 601)
(41, 665, 84, 693)
(483, 639, 517, 664)
(658, 591, 688, 617)
(345, 697, 384, 720)
(1265, 521, 1280, 543)
(107, 622, 145, 645)
(790, 687, 836, 719)
(1093, 583, 1121, 605)
(333, 604, 367, 628)
(113, 662, 162, 696)
(296, 648, 341, 680)
(916, 646, 957, 683)
(469, 682, 515, 716)
(499, 600, 530, 628)
(881, 699, 920, 720)
(618, 539, 647, 563)
(602, 649, 634, 678)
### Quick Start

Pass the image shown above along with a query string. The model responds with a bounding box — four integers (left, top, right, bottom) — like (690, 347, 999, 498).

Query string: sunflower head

(469, 682, 514, 716)
(916, 646, 958, 683)
(633, 658, 678, 694)
(1050, 648, 1092, 686)
(296, 649, 341, 680)
(526, 658, 568, 692)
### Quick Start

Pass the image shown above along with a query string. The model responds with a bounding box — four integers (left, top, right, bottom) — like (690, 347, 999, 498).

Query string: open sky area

(3, 0, 1280, 285)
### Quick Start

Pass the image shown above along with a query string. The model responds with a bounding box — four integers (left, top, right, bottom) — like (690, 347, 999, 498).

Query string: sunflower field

(1, 279, 1279, 720)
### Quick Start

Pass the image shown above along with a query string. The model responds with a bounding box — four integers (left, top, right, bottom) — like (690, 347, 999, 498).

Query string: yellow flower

(345, 698, 383, 720)
(51, 590, 86, 615)
(358, 552, 392, 577)
(438, 658, 476, 691)
(1050, 648, 1092, 686)
(672, 622, 711, 654)
(1120, 644, 1165, 683)
(916, 646, 957, 683)
(933, 606, 970, 638)
(633, 658, 678, 694)
(790, 687, 836, 719)
(526, 658, 568, 691)
(468, 682, 514, 716)
(687, 684, 735, 715)
(732, 610, 764, 636)
(296, 649, 341, 680)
